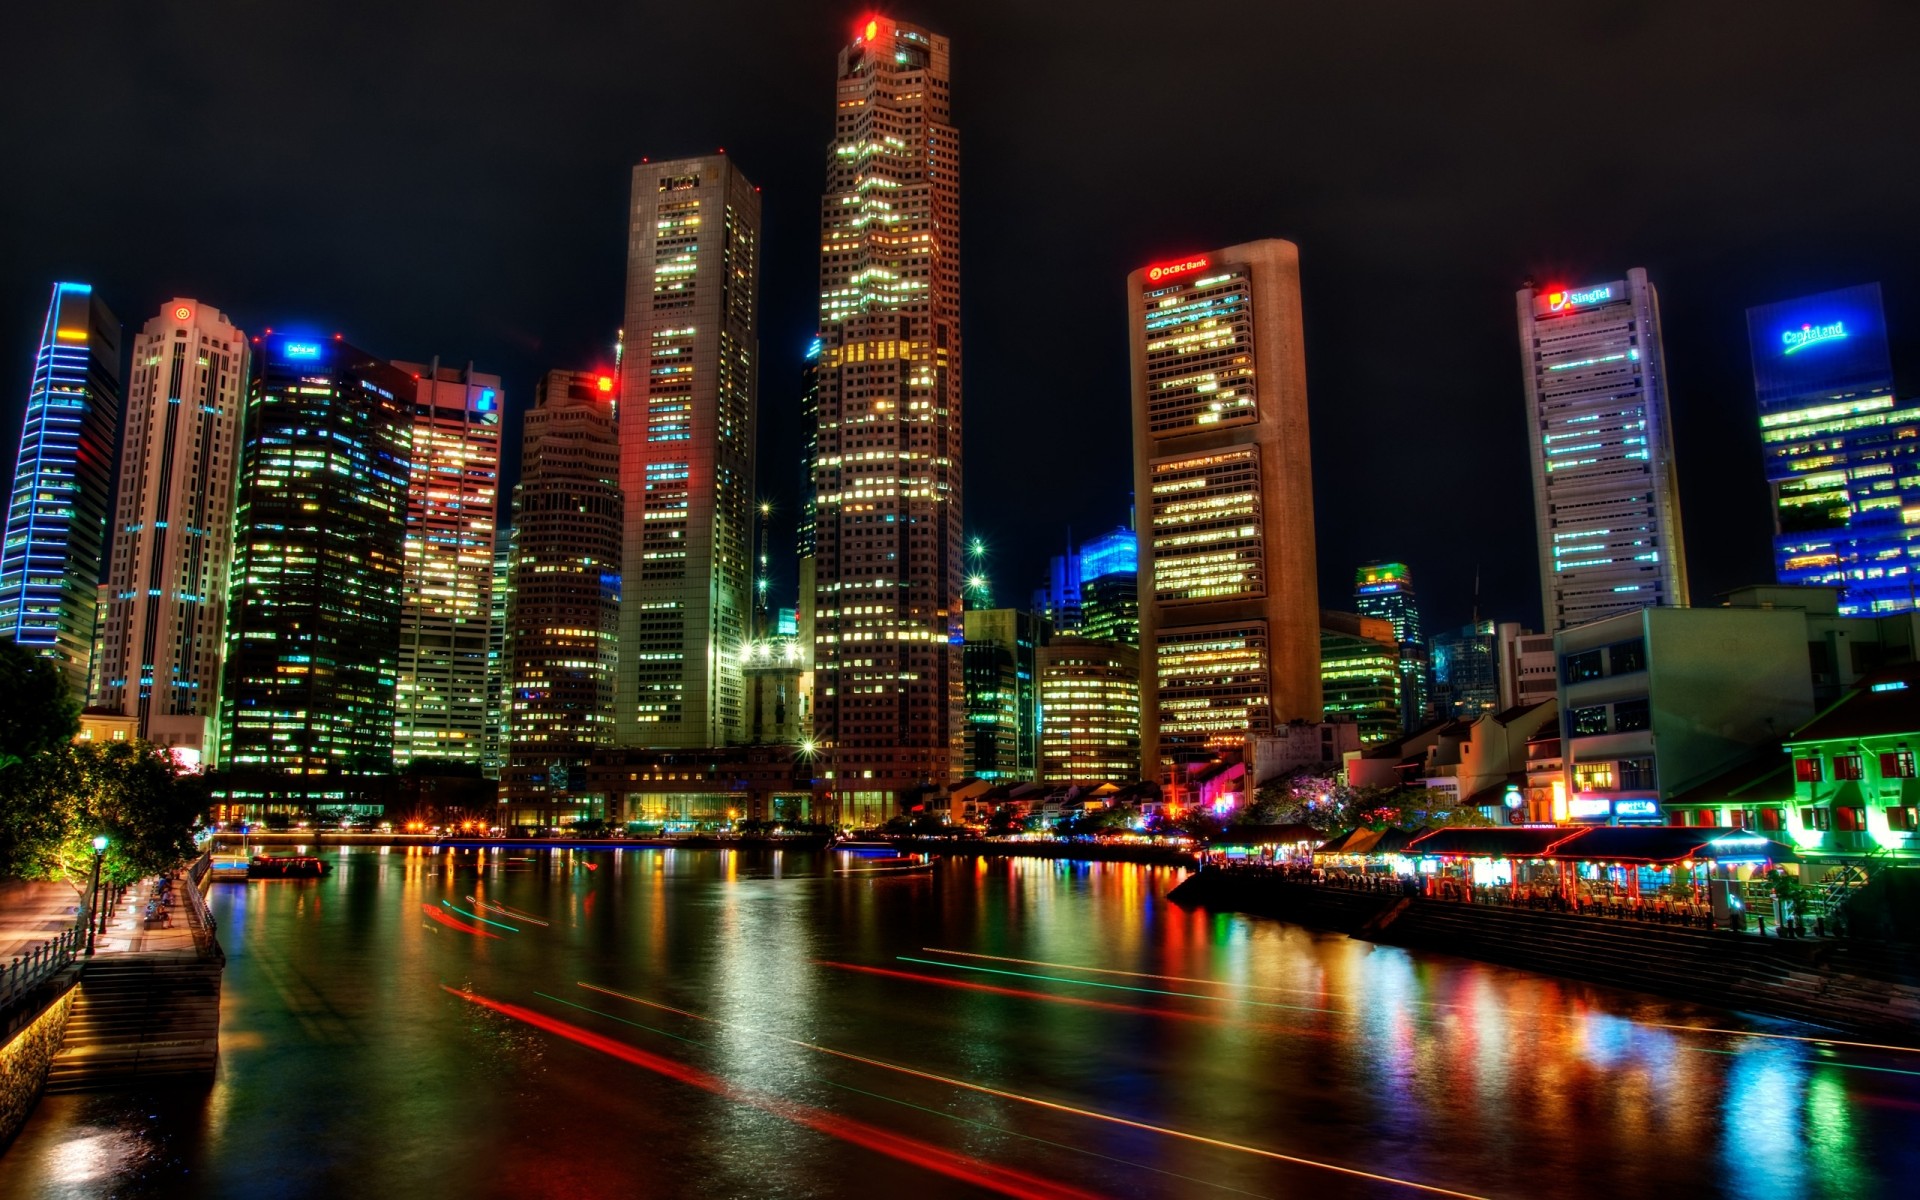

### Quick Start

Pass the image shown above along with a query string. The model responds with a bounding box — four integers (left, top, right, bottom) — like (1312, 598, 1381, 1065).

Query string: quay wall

(1169, 872, 1920, 1039)
(0, 977, 78, 1147)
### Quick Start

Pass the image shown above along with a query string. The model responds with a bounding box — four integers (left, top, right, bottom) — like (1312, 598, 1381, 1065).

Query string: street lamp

(85, 834, 108, 956)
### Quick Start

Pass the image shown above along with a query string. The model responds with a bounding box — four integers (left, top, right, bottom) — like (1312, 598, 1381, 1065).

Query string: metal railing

(179, 851, 222, 960)
(0, 923, 84, 1014)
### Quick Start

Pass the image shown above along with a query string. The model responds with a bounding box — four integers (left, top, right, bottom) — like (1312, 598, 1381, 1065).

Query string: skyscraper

(1037, 636, 1141, 784)
(220, 333, 414, 784)
(617, 154, 761, 749)
(1129, 240, 1321, 773)
(962, 607, 1040, 782)
(1, 282, 121, 697)
(391, 360, 501, 767)
(484, 540, 510, 778)
(1353, 561, 1426, 730)
(1078, 526, 1139, 647)
(1319, 611, 1403, 745)
(92, 299, 248, 762)
(1430, 621, 1499, 721)
(810, 16, 963, 823)
(1517, 270, 1688, 632)
(1746, 283, 1913, 614)
(505, 370, 622, 815)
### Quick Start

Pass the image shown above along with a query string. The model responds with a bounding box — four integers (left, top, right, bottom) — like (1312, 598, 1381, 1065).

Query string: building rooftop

(1788, 662, 1920, 743)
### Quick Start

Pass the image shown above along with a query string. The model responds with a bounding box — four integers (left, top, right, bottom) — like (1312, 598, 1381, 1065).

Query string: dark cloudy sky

(6, 1, 1919, 633)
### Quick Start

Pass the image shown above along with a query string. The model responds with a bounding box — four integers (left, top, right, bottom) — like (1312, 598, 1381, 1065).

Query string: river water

(1, 846, 1914, 1199)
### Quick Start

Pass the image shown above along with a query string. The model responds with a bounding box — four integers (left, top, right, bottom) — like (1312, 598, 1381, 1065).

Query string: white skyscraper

(1517, 269, 1689, 632)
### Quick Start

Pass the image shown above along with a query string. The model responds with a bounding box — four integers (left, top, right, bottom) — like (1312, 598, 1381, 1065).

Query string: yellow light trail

(577, 982, 1491, 1200)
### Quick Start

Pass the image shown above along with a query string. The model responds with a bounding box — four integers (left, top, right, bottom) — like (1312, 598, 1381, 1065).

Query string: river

(0, 846, 1914, 1198)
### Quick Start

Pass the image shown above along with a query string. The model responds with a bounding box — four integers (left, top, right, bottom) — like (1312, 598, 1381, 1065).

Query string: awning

(1212, 823, 1322, 848)
(1407, 827, 1581, 857)
(1371, 826, 1430, 854)
(1545, 826, 1799, 864)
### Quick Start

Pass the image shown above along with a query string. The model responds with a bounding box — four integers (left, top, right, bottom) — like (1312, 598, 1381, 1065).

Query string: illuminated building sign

(1146, 256, 1211, 284)
(1781, 320, 1847, 355)
(172, 305, 192, 322)
(1568, 797, 1611, 819)
(1613, 798, 1659, 818)
(1546, 284, 1613, 312)
(283, 341, 322, 360)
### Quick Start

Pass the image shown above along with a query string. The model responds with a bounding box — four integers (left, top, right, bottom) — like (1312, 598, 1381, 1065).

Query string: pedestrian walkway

(91, 869, 208, 958)
(0, 878, 83, 960)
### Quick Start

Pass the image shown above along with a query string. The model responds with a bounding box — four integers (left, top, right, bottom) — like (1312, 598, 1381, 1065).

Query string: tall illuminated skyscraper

(220, 333, 413, 783)
(1037, 636, 1141, 784)
(617, 154, 760, 749)
(1319, 611, 1402, 745)
(1129, 240, 1321, 773)
(1, 282, 121, 696)
(962, 607, 1040, 782)
(391, 360, 501, 767)
(484, 540, 510, 778)
(1354, 561, 1426, 730)
(1517, 270, 1688, 632)
(1747, 284, 1913, 614)
(92, 300, 248, 761)
(810, 15, 963, 823)
(1078, 526, 1139, 647)
(505, 370, 621, 814)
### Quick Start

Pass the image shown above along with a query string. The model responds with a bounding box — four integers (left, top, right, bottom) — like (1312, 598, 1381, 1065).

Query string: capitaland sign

(282, 341, 322, 360)
(1546, 284, 1613, 312)
(1781, 320, 1848, 355)
(1146, 256, 1211, 283)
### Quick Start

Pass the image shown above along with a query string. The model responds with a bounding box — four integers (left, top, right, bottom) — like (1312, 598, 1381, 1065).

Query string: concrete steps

(46, 955, 222, 1092)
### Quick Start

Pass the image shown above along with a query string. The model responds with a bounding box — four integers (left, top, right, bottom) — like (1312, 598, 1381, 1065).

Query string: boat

(247, 855, 332, 879)
(834, 855, 933, 875)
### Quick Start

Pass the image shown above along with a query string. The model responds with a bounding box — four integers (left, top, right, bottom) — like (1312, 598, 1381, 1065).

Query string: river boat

(247, 855, 332, 880)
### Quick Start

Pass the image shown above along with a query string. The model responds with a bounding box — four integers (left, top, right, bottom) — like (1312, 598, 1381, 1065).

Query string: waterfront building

(1346, 699, 1558, 820)
(962, 607, 1041, 782)
(1353, 562, 1426, 729)
(92, 299, 247, 762)
(1, 282, 121, 697)
(1747, 283, 1915, 615)
(1774, 664, 1920, 860)
(1036, 635, 1141, 784)
(1517, 270, 1689, 632)
(742, 635, 811, 745)
(1319, 611, 1403, 745)
(809, 16, 964, 824)
(1078, 526, 1139, 647)
(1431, 621, 1500, 721)
(504, 370, 622, 820)
(617, 154, 761, 749)
(219, 333, 414, 786)
(391, 360, 501, 768)
(588, 743, 816, 828)
(1129, 240, 1322, 773)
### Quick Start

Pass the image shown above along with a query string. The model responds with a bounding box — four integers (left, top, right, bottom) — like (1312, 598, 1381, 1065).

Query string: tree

(0, 638, 79, 771)
(0, 740, 204, 890)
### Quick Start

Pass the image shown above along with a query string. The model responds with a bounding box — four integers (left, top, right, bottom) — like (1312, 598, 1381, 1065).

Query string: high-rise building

(1431, 621, 1500, 722)
(92, 299, 248, 762)
(1, 282, 121, 697)
(1517, 270, 1689, 632)
(810, 16, 963, 823)
(1747, 283, 1914, 614)
(1077, 527, 1139, 648)
(1032, 547, 1082, 633)
(220, 333, 413, 782)
(618, 154, 761, 749)
(1319, 611, 1403, 745)
(962, 607, 1040, 782)
(505, 370, 622, 815)
(484, 540, 510, 778)
(391, 360, 501, 767)
(1353, 561, 1427, 730)
(1129, 240, 1321, 772)
(1037, 636, 1141, 784)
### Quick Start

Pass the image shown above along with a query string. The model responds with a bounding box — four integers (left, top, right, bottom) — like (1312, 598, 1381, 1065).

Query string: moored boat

(247, 855, 332, 879)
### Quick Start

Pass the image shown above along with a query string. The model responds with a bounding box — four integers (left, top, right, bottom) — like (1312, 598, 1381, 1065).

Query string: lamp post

(84, 835, 108, 956)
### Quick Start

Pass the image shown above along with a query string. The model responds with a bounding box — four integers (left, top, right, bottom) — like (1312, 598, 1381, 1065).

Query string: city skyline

(7, 5, 1917, 637)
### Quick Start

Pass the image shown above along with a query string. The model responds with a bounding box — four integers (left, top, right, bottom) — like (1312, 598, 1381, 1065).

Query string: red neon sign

(172, 304, 192, 322)
(1145, 256, 1211, 284)
(596, 375, 615, 394)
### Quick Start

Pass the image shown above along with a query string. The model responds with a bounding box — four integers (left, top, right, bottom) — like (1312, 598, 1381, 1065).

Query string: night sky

(6, 1, 1919, 635)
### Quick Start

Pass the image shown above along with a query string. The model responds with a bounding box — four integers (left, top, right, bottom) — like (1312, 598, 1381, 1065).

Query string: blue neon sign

(1781, 321, 1847, 355)
(283, 342, 323, 360)
(1748, 284, 1892, 411)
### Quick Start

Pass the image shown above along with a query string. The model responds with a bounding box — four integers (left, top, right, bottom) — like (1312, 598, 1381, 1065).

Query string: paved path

(0, 878, 83, 961)
(1, 868, 207, 963)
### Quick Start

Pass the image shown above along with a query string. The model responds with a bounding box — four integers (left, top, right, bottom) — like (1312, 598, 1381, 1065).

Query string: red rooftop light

(596, 376, 614, 394)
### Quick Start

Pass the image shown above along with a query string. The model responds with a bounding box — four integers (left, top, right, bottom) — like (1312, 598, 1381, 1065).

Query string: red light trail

(421, 903, 498, 939)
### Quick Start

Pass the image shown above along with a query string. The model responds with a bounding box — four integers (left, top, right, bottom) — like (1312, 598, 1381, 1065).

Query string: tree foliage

(0, 739, 204, 889)
(0, 639, 79, 771)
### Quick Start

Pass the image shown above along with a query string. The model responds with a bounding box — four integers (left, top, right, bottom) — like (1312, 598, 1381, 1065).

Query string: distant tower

(809, 15, 964, 824)
(1353, 561, 1427, 730)
(1, 282, 121, 697)
(93, 299, 248, 761)
(617, 154, 761, 749)
(1129, 240, 1321, 773)
(1517, 270, 1688, 632)
(391, 359, 502, 768)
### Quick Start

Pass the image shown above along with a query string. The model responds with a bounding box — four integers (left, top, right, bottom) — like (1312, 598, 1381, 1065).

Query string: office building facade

(220, 334, 414, 780)
(618, 155, 761, 749)
(962, 607, 1040, 782)
(92, 300, 248, 761)
(391, 360, 501, 767)
(1129, 240, 1321, 772)
(1747, 283, 1914, 614)
(505, 370, 622, 812)
(810, 17, 964, 821)
(1319, 611, 1403, 745)
(1431, 620, 1500, 722)
(1, 282, 122, 696)
(1517, 270, 1688, 632)
(1037, 636, 1141, 784)
(1353, 561, 1427, 730)
(1078, 526, 1139, 647)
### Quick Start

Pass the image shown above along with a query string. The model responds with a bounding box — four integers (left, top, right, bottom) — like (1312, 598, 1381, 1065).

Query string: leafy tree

(1061, 803, 1138, 838)
(0, 639, 79, 771)
(0, 740, 203, 890)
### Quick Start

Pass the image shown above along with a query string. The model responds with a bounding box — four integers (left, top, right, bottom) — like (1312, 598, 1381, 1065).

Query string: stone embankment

(1170, 871, 1920, 1038)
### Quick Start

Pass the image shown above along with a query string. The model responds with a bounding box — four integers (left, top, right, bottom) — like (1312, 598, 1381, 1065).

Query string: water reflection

(0, 849, 1913, 1199)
